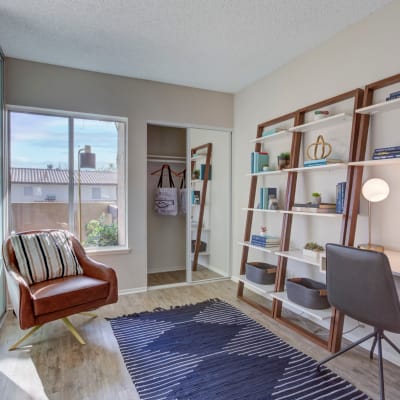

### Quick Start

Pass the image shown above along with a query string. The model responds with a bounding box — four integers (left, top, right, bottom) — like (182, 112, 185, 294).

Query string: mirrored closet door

(188, 128, 231, 282)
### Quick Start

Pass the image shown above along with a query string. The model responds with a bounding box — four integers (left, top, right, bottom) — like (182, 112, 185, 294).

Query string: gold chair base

(9, 313, 97, 350)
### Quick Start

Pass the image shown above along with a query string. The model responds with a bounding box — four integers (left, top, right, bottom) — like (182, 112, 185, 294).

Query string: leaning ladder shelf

(237, 88, 365, 353)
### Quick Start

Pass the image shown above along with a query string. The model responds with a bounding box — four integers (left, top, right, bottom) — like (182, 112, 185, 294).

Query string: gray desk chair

(316, 244, 400, 400)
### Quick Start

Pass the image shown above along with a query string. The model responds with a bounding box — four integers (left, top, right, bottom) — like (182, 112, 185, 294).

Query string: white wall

(5, 58, 233, 291)
(233, 1, 400, 364)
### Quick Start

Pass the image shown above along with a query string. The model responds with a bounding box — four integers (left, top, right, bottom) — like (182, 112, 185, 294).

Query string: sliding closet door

(187, 128, 231, 282)
(0, 50, 6, 322)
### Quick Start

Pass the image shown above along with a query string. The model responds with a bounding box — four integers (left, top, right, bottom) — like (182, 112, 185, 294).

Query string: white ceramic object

(303, 248, 322, 259)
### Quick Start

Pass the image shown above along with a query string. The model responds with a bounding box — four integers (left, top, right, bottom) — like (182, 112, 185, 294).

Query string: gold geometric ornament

(306, 134, 332, 160)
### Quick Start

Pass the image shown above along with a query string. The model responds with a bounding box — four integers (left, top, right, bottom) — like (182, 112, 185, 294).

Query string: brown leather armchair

(2, 229, 118, 350)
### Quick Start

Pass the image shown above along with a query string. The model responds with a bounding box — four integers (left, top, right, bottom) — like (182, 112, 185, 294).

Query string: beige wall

(5, 58, 233, 291)
(233, 1, 400, 364)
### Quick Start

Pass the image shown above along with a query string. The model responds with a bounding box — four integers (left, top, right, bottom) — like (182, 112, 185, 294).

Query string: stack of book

(336, 182, 346, 214)
(251, 152, 269, 173)
(372, 146, 400, 160)
(291, 203, 337, 213)
(259, 187, 278, 209)
(250, 234, 281, 248)
(304, 158, 343, 167)
(385, 90, 400, 101)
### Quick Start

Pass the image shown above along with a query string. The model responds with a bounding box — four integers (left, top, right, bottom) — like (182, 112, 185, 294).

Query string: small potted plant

(303, 241, 324, 259)
(312, 192, 321, 205)
(192, 169, 200, 180)
(278, 152, 290, 170)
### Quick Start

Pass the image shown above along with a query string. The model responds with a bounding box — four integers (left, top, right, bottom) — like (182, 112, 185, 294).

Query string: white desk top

(385, 249, 400, 277)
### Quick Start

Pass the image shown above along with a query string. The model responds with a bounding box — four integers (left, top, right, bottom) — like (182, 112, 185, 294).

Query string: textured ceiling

(0, 0, 392, 93)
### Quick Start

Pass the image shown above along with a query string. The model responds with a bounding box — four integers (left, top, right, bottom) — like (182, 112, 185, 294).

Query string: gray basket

(286, 278, 330, 309)
(245, 262, 277, 284)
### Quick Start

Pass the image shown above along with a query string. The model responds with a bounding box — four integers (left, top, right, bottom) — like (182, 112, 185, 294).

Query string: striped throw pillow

(10, 231, 83, 285)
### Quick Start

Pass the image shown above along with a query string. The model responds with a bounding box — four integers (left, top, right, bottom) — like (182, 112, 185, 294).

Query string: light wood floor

(1, 280, 399, 400)
(147, 266, 222, 286)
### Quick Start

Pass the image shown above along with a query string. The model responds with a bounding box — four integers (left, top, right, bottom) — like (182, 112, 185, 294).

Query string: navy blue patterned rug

(108, 299, 370, 400)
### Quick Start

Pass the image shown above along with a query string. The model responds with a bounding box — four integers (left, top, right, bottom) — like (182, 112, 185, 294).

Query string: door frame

(146, 120, 232, 286)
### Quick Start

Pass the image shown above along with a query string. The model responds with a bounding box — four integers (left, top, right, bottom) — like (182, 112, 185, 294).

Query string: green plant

(84, 214, 118, 247)
(312, 192, 321, 197)
(193, 169, 200, 179)
(279, 152, 290, 160)
(304, 241, 324, 251)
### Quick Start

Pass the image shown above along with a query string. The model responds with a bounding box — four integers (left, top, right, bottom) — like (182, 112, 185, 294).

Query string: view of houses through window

(8, 110, 126, 248)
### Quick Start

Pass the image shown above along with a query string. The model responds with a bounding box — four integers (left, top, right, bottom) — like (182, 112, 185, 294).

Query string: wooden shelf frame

(237, 111, 297, 316)
(237, 88, 365, 353)
(191, 142, 212, 271)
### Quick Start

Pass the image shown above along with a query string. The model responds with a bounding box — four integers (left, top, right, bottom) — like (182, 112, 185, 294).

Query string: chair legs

(9, 313, 97, 350)
(9, 324, 43, 351)
(62, 318, 86, 345)
(317, 329, 389, 400)
(316, 331, 375, 371)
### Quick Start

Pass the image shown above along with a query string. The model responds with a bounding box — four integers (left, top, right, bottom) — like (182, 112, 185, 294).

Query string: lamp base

(358, 243, 385, 253)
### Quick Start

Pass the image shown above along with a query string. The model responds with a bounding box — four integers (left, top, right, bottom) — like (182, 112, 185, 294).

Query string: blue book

(374, 145, 400, 153)
(336, 182, 346, 214)
(200, 164, 211, 180)
(372, 153, 400, 160)
(254, 152, 269, 173)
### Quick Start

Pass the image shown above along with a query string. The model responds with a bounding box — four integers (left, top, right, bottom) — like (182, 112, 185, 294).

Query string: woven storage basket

(286, 277, 330, 309)
(245, 262, 277, 284)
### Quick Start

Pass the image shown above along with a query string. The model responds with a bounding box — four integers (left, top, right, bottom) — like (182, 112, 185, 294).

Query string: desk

(385, 249, 400, 277)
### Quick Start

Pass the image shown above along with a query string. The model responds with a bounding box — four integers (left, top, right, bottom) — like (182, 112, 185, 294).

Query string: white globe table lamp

(359, 178, 390, 252)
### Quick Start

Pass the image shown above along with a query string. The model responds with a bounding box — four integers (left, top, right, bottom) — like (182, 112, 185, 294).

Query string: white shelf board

(249, 130, 291, 143)
(356, 97, 400, 115)
(349, 158, 400, 167)
(289, 113, 351, 133)
(247, 170, 283, 177)
(285, 163, 347, 173)
(274, 249, 322, 267)
(270, 291, 332, 321)
(281, 210, 342, 218)
(242, 208, 283, 214)
(191, 227, 210, 232)
(192, 252, 210, 256)
(238, 275, 275, 298)
(239, 241, 280, 254)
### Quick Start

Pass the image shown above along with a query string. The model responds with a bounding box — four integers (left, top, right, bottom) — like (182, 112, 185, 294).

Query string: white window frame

(4, 105, 129, 254)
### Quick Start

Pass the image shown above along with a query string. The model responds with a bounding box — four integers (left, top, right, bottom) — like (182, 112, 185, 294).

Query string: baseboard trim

(147, 265, 186, 274)
(118, 287, 147, 296)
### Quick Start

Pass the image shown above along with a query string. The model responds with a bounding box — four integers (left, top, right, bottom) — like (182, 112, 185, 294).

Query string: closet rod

(147, 154, 186, 164)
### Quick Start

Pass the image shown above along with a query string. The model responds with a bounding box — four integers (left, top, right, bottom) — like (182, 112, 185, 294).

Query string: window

(8, 108, 127, 249)
(92, 187, 102, 200)
(23, 186, 33, 196)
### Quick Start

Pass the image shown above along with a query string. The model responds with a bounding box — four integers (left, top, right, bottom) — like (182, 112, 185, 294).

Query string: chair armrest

(71, 238, 118, 303)
(4, 264, 36, 329)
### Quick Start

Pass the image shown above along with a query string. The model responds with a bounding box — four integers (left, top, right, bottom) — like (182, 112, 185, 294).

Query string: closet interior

(147, 124, 231, 287)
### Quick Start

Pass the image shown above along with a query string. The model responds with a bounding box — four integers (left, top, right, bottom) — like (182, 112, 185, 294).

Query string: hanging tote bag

(154, 164, 178, 216)
(178, 169, 187, 215)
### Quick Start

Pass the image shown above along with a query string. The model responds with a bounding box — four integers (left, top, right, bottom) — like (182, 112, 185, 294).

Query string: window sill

(85, 247, 131, 256)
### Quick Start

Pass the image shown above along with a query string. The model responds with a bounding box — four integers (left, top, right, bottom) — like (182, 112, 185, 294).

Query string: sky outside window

(10, 112, 118, 169)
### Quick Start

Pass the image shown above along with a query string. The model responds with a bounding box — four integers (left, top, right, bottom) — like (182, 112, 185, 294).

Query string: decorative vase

(278, 156, 287, 170)
(312, 196, 321, 205)
(303, 249, 322, 260)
